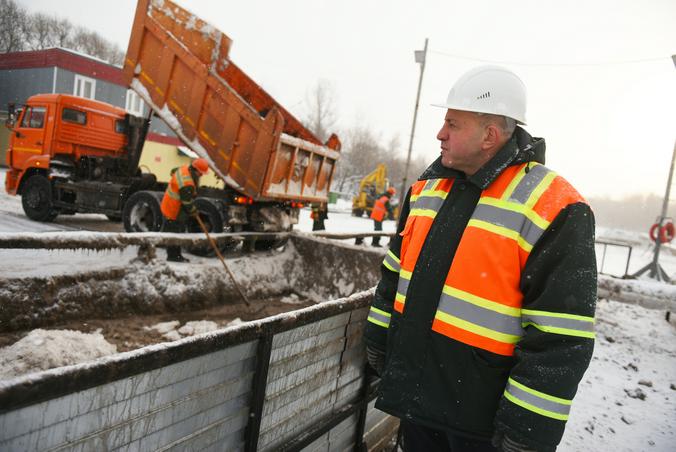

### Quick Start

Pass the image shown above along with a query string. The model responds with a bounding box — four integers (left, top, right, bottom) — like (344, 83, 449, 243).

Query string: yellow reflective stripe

(370, 306, 391, 318)
(525, 170, 557, 208)
(467, 219, 533, 252)
(399, 269, 412, 280)
(367, 317, 389, 328)
(521, 309, 594, 323)
(395, 292, 406, 304)
(478, 197, 550, 230)
(434, 311, 521, 344)
(509, 377, 572, 405)
(442, 285, 521, 317)
(501, 166, 530, 200)
(387, 250, 400, 264)
(522, 323, 595, 339)
(409, 208, 437, 219)
(503, 390, 569, 421)
(367, 306, 391, 328)
(418, 189, 447, 198)
(521, 308, 595, 338)
(383, 259, 398, 273)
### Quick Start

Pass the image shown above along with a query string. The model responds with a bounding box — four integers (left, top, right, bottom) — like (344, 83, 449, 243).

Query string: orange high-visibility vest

(160, 165, 196, 220)
(371, 195, 389, 221)
(395, 163, 586, 356)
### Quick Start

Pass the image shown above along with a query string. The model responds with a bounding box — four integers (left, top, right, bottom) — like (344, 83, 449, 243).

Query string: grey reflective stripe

(383, 252, 401, 272)
(438, 293, 523, 337)
(506, 379, 571, 417)
(397, 276, 410, 298)
(413, 195, 445, 213)
(472, 204, 545, 247)
(509, 164, 549, 203)
(368, 310, 391, 326)
(521, 312, 595, 334)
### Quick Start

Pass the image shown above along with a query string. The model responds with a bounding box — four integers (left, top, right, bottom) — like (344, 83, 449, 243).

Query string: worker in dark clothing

(370, 187, 396, 247)
(160, 158, 210, 262)
(311, 202, 328, 231)
(364, 66, 597, 452)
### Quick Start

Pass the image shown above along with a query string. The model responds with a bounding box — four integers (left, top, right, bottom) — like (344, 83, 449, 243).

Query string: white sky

(18, 0, 676, 200)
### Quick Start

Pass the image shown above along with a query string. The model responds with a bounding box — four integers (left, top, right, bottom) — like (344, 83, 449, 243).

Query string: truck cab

(5, 94, 151, 221)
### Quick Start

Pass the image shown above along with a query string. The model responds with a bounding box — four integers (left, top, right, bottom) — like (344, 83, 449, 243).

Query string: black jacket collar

(418, 127, 546, 190)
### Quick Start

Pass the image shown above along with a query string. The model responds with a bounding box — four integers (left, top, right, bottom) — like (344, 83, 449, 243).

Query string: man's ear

(481, 124, 500, 150)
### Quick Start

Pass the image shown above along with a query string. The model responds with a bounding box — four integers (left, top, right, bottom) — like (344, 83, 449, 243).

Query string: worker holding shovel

(160, 158, 210, 262)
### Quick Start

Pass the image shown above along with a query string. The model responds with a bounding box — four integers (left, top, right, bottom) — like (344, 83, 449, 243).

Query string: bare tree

(52, 18, 71, 47)
(0, 0, 29, 53)
(28, 13, 57, 50)
(0, 0, 125, 65)
(303, 80, 337, 143)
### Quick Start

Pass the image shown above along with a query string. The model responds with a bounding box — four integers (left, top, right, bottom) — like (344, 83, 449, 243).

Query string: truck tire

(122, 191, 164, 232)
(186, 198, 237, 256)
(21, 174, 58, 222)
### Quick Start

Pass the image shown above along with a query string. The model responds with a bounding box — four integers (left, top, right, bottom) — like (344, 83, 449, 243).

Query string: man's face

(436, 109, 487, 174)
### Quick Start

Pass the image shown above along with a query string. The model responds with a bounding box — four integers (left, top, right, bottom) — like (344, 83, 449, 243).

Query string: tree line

(0, 0, 124, 65)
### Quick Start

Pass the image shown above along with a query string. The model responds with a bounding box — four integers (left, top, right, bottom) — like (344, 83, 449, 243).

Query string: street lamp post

(399, 38, 428, 208)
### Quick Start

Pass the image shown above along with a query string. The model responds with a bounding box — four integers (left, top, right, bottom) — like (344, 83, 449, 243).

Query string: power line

(429, 49, 672, 67)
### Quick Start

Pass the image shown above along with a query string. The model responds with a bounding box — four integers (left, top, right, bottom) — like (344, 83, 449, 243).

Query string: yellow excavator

(352, 164, 397, 219)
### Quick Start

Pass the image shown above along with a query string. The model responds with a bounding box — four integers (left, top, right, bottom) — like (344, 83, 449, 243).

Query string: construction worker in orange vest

(364, 66, 597, 452)
(311, 202, 328, 231)
(370, 186, 395, 247)
(160, 158, 210, 262)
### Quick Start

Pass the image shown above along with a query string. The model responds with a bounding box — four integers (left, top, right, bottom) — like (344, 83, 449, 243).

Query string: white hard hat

(433, 65, 527, 125)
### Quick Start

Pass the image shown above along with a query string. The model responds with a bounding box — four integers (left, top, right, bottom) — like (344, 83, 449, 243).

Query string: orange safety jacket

(370, 195, 390, 222)
(160, 165, 196, 221)
(395, 163, 586, 356)
(364, 127, 597, 450)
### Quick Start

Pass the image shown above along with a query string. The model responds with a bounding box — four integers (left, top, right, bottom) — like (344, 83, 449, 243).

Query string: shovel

(193, 213, 251, 307)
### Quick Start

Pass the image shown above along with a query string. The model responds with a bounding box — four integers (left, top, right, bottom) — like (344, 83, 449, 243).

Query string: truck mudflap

(0, 234, 398, 451)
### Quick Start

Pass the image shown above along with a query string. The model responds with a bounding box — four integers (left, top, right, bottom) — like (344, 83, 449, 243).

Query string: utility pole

(632, 54, 676, 282)
(399, 38, 428, 208)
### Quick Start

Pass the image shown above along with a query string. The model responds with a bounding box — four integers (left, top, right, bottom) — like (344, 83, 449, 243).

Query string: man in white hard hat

(364, 66, 597, 451)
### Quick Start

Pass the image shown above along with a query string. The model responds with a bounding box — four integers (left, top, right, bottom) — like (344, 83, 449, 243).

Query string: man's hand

(366, 345, 386, 376)
(187, 205, 198, 217)
(491, 432, 538, 452)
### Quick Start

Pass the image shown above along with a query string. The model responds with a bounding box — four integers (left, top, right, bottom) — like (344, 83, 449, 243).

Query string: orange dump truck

(4, 0, 339, 243)
(122, 0, 340, 237)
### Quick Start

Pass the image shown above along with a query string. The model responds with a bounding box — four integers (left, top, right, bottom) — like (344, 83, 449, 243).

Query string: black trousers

(401, 420, 497, 452)
(163, 218, 186, 259)
(372, 220, 383, 246)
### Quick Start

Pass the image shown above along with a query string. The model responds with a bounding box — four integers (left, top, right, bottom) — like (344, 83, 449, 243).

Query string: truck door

(11, 105, 48, 169)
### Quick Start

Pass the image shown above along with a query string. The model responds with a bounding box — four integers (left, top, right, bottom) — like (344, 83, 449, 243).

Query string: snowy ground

(0, 169, 674, 450)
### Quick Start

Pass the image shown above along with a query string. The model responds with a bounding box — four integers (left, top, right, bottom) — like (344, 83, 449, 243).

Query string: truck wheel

(186, 198, 236, 256)
(122, 191, 163, 232)
(22, 174, 58, 222)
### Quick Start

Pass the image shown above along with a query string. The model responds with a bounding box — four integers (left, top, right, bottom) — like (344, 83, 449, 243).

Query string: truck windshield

(20, 107, 46, 128)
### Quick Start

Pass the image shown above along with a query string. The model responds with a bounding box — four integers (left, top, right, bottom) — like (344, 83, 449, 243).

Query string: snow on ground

(0, 167, 674, 449)
(0, 329, 117, 379)
(560, 299, 676, 451)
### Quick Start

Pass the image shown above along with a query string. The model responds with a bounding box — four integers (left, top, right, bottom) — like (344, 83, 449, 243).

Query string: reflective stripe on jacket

(161, 165, 196, 220)
(370, 195, 389, 221)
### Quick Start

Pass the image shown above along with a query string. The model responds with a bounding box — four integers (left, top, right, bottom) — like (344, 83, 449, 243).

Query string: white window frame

(125, 89, 145, 116)
(74, 74, 96, 99)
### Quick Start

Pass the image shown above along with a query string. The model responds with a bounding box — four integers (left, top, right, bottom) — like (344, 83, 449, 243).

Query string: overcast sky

(18, 0, 676, 200)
